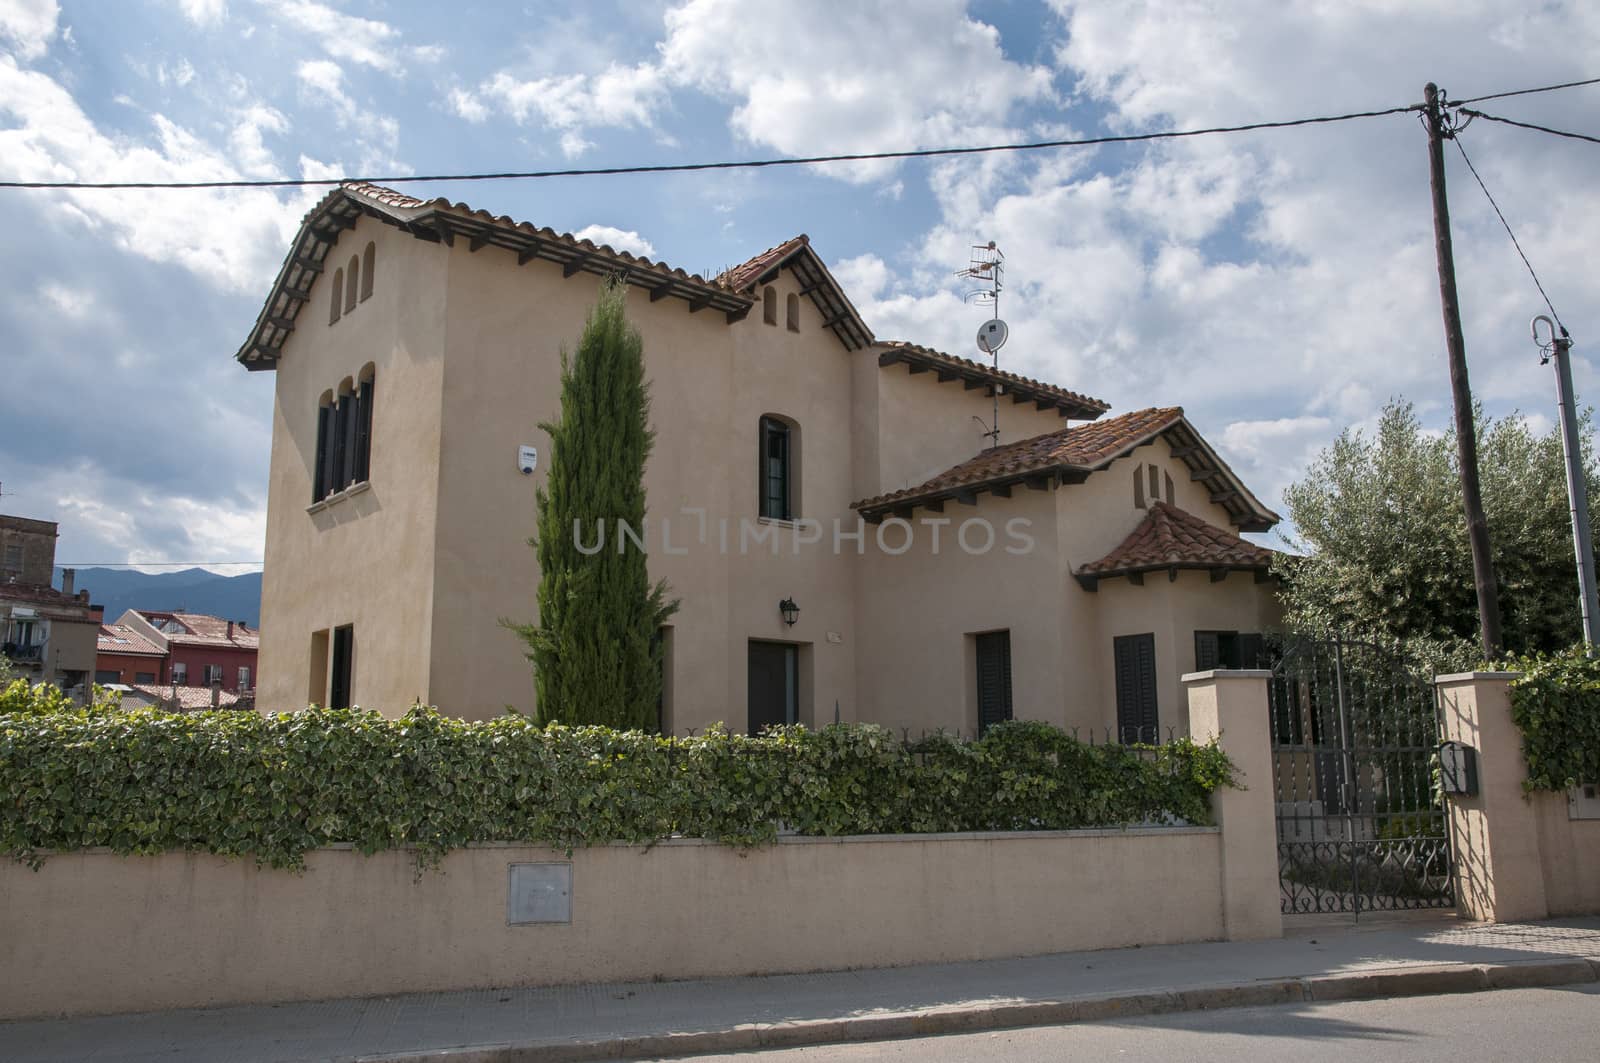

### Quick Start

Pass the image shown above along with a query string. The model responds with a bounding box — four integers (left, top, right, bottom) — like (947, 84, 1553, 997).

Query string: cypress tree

(505, 278, 677, 728)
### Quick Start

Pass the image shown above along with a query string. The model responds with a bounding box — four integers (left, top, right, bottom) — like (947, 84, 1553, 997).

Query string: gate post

(1435, 671, 1550, 922)
(1184, 669, 1282, 940)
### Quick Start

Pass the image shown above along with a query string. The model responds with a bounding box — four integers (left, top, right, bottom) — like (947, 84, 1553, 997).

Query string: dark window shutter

(329, 625, 353, 709)
(1239, 632, 1266, 669)
(760, 417, 790, 520)
(975, 631, 1013, 735)
(314, 404, 332, 502)
(1194, 630, 1220, 672)
(330, 398, 348, 493)
(340, 393, 359, 489)
(354, 378, 374, 482)
(1114, 633, 1159, 743)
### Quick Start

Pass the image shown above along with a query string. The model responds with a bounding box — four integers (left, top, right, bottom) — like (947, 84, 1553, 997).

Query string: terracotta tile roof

(1078, 502, 1275, 580)
(853, 407, 1183, 514)
(714, 235, 811, 292)
(877, 341, 1109, 420)
(1, 582, 98, 620)
(120, 684, 243, 712)
(712, 233, 873, 351)
(135, 611, 259, 650)
(97, 624, 165, 657)
(237, 183, 757, 369)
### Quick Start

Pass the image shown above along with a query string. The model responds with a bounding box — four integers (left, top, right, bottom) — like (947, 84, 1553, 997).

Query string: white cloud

(447, 86, 487, 123)
(658, 0, 1053, 182)
(270, 0, 440, 74)
(156, 57, 196, 88)
(175, 0, 226, 26)
(0, 55, 316, 292)
(0, 0, 57, 61)
(573, 224, 656, 258)
(38, 279, 92, 318)
(478, 63, 667, 144)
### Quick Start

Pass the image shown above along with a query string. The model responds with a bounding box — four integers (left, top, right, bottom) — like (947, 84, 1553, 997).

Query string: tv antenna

(957, 242, 1007, 448)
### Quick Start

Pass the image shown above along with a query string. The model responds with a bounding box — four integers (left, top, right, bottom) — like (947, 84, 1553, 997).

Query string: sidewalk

(6, 914, 1600, 1063)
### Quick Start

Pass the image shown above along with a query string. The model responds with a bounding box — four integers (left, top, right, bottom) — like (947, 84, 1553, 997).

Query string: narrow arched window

(762, 285, 777, 325)
(786, 292, 800, 332)
(314, 391, 335, 501)
(329, 269, 344, 325)
(759, 416, 796, 520)
(354, 364, 375, 483)
(360, 241, 375, 301)
(345, 255, 359, 313)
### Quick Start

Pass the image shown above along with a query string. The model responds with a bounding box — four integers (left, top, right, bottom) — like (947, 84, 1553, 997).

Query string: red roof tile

(119, 684, 243, 711)
(97, 624, 165, 657)
(1, 582, 97, 620)
(135, 611, 259, 650)
(853, 407, 1184, 513)
(877, 341, 1109, 419)
(1078, 502, 1274, 579)
(714, 235, 810, 292)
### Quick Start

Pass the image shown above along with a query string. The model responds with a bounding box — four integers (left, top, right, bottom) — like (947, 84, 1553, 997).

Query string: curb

(359, 958, 1600, 1063)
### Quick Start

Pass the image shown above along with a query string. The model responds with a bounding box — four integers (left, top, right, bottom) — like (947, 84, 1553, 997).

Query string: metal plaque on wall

(507, 862, 572, 924)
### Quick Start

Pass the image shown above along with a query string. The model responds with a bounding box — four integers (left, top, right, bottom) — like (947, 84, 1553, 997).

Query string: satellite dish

(976, 318, 1009, 355)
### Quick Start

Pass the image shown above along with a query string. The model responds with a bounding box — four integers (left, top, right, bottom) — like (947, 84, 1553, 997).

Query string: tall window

(345, 255, 359, 313)
(329, 268, 344, 324)
(786, 292, 800, 331)
(360, 241, 375, 301)
(202, 664, 224, 685)
(759, 416, 792, 520)
(312, 369, 375, 502)
(238, 665, 252, 691)
(329, 625, 354, 709)
(762, 285, 777, 325)
(975, 631, 1013, 736)
(1114, 633, 1158, 743)
(172, 661, 189, 685)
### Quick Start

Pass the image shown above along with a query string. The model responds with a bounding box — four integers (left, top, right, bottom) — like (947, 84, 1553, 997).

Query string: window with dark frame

(329, 624, 354, 709)
(975, 630, 1013, 736)
(312, 372, 375, 503)
(759, 416, 792, 520)
(1113, 633, 1158, 743)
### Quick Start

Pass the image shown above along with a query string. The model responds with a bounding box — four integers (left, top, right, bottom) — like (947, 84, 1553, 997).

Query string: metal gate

(1269, 638, 1454, 914)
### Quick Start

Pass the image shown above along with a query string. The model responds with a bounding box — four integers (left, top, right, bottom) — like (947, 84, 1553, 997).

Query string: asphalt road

(653, 984, 1600, 1062)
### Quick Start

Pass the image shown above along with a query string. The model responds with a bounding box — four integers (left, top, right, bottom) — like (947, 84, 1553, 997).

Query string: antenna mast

(958, 242, 1008, 449)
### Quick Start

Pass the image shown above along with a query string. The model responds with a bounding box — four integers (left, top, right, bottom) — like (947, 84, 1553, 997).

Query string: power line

(1458, 107, 1600, 147)
(1451, 76, 1600, 106)
(0, 104, 1424, 191)
(1451, 133, 1565, 331)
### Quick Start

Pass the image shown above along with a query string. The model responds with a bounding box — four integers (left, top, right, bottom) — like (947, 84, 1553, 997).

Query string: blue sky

(3, 0, 1599, 572)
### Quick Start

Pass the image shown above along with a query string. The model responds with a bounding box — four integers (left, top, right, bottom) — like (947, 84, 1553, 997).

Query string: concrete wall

(0, 829, 1224, 1020)
(0, 514, 58, 585)
(257, 216, 450, 714)
(1438, 672, 1600, 922)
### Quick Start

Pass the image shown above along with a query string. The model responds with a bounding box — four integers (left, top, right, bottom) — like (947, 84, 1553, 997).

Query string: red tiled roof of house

(876, 341, 1109, 420)
(1078, 502, 1275, 579)
(97, 624, 165, 657)
(135, 611, 259, 650)
(120, 683, 243, 712)
(1, 581, 98, 620)
(853, 407, 1184, 513)
(714, 235, 811, 292)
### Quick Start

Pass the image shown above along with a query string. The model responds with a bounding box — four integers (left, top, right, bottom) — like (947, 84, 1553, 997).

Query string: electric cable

(0, 105, 1425, 191)
(1456, 108, 1600, 147)
(1451, 135, 1566, 332)
(1449, 76, 1600, 106)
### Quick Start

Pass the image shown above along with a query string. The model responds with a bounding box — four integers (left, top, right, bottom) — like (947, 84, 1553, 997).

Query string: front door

(747, 640, 797, 735)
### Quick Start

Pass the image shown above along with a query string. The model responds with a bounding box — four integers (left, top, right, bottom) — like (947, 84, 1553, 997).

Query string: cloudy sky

(2, 0, 1599, 573)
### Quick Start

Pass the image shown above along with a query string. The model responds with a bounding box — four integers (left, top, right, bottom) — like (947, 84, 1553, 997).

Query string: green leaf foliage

(503, 278, 678, 728)
(1277, 399, 1600, 670)
(0, 697, 1236, 870)
(1504, 646, 1600, 791)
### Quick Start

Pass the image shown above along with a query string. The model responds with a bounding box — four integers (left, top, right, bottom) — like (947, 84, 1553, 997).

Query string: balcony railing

(2, 642, 44, 663)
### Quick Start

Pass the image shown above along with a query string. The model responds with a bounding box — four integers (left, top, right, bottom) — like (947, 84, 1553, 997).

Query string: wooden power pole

(1424, 82, 1503, 658)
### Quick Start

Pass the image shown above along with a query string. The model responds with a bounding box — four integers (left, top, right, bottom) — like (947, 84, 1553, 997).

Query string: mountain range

(55, 567, 262, 628)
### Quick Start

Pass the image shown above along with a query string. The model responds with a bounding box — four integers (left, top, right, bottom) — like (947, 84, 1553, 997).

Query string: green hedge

(0, 682, 1236, 869)
(1506, 647, 1600, 791)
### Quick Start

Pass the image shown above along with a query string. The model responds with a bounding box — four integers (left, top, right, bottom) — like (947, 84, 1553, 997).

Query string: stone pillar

(1435, 671, 1549, 922)
(1184, 669, 1282, 941)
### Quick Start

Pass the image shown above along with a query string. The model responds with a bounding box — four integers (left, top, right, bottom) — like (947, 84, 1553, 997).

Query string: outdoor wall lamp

(778, 598, 800, 627)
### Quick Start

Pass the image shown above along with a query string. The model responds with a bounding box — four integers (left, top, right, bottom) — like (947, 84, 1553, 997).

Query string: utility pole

(1424, 82, 1503, 659)
(1534, 317, 1598, 650)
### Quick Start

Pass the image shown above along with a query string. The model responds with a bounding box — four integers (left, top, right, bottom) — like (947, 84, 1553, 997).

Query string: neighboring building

(115, 683, 247, 712)
(107, 610, 258, 693)
(1, 515, 101, 693)
(237, 183, 1281, 736)
(94, 624, 168, 686)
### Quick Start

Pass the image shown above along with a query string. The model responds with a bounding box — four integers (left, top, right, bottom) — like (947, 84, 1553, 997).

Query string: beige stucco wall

(1533, 791, 1600, 916)
(257, 217, 450, 714)
(0, 829, 1223, 1020)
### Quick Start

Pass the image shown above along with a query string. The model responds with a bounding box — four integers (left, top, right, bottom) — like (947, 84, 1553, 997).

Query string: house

(113, 682, 247, 712)
(1, 515, 102, 694)
(94, 623, 168, 686)
(105, 610, 258, 693)
(237, 182, 1280, 736)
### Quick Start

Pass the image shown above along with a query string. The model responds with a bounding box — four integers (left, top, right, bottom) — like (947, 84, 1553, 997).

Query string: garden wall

(0, 828, 1222, 1020)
